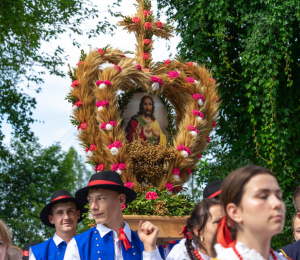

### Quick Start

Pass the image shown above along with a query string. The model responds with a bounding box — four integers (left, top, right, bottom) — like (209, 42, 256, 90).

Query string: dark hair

(293, 186, 300, 212)
(216, 165, 275, 242)
(185, 198, 220, 260)
(137, 95, 156, 121)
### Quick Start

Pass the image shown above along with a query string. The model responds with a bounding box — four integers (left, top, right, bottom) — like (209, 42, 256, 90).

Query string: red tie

(118, 228, 131, 251)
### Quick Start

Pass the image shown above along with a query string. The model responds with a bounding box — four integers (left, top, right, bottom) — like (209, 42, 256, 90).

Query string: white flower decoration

(198, 99, 204, 106)
(116, 169, 123, 175)
(98, 106, 103, 111)
(88, 212, 93, 220)
(190, 131, 198, 137)
(87, 150, 94, 157)
(152, 82, 159, 91)
(173, 175, 180, 181)
(78, 129, 83, 135)
(99, 83, 107, 89)
(110, 147, 119, 155)
(181, 150, 189, 158)
(197, 116, 203, 122)
(195, 80, 199, 85)
(106, 124, 113, 131)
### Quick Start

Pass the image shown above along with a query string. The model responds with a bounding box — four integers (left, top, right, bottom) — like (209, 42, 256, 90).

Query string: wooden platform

(123, 215, 189, 245)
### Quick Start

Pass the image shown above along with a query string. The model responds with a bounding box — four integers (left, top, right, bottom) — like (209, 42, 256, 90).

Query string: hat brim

(40, 198, 87, 228)
(75, 184, 137, 204)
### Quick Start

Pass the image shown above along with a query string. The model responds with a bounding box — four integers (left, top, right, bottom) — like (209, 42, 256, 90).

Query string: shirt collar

(96, 221, 132, 242)
(53, 233, 65, 246)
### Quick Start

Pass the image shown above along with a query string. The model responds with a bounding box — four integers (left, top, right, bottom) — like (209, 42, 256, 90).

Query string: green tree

(157, 0, 300, 248)
(0, 138, 91, 247)
(0, 0, 121, 149)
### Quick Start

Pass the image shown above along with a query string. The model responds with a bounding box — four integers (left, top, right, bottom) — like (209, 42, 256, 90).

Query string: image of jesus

(125, 95, 167, 145)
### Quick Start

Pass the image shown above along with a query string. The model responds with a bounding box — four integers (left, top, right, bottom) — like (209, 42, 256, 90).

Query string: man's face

(142, 98, 153, 117)
(48, 201, 80, 235)
(87, 189, 126, 226)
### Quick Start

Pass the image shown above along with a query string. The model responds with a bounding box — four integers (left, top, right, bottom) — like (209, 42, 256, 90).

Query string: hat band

(88, 180, 121, 186)
(23, 251, 29, 256)
(208, 190, 221, 198)
(51, 195, 71, 202)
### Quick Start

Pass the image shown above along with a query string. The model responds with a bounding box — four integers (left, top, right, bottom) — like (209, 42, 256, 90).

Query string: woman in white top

(167, 198, 223, 260)
(213, 165, 290, 260)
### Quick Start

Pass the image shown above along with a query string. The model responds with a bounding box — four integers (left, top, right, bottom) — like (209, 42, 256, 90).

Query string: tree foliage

(0, 138, 92, 247)
(157, 0, 300, 248)
(0, 0, 121, 149)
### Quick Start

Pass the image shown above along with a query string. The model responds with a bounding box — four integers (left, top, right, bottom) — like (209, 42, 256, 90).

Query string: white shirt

(166, 239, 211, 260)
(63, 221, 162, 260)
(214, 242, 287, 260)
(29, 233, 65, 260)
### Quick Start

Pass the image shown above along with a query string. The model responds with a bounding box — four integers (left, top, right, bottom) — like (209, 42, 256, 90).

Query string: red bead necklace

(193, 248, 203, 260)
(232, 244, 278, 260)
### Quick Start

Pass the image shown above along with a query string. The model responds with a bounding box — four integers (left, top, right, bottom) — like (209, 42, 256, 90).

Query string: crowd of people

(1, 165, 300, 260)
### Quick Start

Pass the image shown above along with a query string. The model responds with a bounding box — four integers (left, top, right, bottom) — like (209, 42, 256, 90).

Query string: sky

(2, 0, 181, 160)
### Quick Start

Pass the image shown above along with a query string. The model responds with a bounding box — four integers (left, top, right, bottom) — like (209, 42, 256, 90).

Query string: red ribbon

(51, 195, 71, 202)
(88, 180, 120, 186)
(208, 190, 221, 198)
(22, 251, 29, 257)
(180, 225, 192, 240)
(118, 228, 131, 251)
(216, 216, 234, 248)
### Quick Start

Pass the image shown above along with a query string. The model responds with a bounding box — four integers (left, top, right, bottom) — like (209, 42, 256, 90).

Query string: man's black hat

(22, 242, 41, 260)
(75, 171, 137, 204)
(203, 180, 223, 199)
(40, 190, 87, 228)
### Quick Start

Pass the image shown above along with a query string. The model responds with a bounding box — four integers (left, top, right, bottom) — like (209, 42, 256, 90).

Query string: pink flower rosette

(125, 182, 134, 189)
(136, 64, 142, 71)
(166, 183, 174, 192)
(156, 21, 163, 28)
(213, 121, 217, 128)
(143, 10, 151, 17)
(100, 121, 117, 131)
(187, 168, 192, 175)
(97, 49, 105, 55)
(172, 168, 181, 181)
(122, 204, 127, 211)
(96, 80, 112, 90)
(165, 59, 171, 66)
(71, 80, 79, 88)
(132, 17, 140, 24)
(96, 100, 109, 111)
(95, 164, 105, 173)
(191, 110, 204, 122)
(193, 93, 204, 106)
(176, 145, 191, 158)
(86, 144, 96, 157)
(144, 39, 151, 45)
(187, 126, 199, 137)
(187, 61, 197, 67)
(145, 22, 152, 30)
(151, 76, 163, 91)
(168, 71, 179, 79)
(142, 53, 149, 60)
(111, 163, 126, 175)
(146, 191, 158, 200)
(108, 141, 123, 155)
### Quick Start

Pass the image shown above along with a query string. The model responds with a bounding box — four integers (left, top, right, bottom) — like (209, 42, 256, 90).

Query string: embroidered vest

(74, 226, 144, 260)
(31, 237, 67, 260)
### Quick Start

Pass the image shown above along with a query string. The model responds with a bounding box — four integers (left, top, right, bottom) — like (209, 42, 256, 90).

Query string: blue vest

(31, 237, 67, 260)
(74, 226, 144, 260)
(279, 239, 300, 259)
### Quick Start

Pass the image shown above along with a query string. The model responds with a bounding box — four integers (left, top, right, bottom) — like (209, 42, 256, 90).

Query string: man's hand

(135, 123, 142, 135)
(138, 220, 159, 252)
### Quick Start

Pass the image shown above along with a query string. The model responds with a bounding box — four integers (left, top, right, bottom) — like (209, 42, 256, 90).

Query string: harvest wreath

(66, 0, 220, 240)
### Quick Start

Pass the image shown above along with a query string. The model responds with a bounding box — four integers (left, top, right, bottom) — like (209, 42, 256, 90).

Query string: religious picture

(123, 94, 168, 145)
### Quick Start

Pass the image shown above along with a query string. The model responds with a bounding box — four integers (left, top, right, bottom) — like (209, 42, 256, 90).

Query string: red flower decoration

(151, 76, 163, 86)
(187, 62, 194, 67)
(165, 59, 171, 66)
(125, 182, 134, 189)
(95, 164, 105, 172)
(145, 22, 152, 30)
(177, 186, 181, 193)
(143, 10, 151, 16)
(198, 154, 202, 159)
(210, 78, 216, 83)
(142, 53, 149, 60)
(122, 204, 127, 211)
(193, 94, 204, 101)
(187, 126, 199, 134)
(168, 71, 179, 79)
(71, 80, 79, 88)
(144, 39, 151, 45)
(75, 100, 82, 107)
(111, 163, 119, 171)
(207, 136, 210, 143)
(166, 183, 174, 191)
(132, 17, 140, 24)
(114, 65, 122, 73)
(102, 100, 109, 107)
(97, 49, 105, 55)
(156, 21, 163, 28)
(187, 168, 192, 175)
(186, 77, 195, 84)
(146, 191, 158, 200)
(213, 121, 217, 128)
(76, 61, 84, 66)
(89, 144, 97, 151)
(136, 64, 142, 71)
(80, 123, 87, 130)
